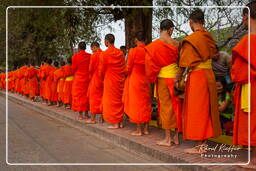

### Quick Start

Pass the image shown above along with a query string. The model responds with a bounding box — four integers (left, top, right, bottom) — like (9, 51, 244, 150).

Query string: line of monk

(0, 2, 255, 168)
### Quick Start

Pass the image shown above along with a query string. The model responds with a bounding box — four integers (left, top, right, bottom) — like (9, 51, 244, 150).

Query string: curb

(2, 92, 243, 171)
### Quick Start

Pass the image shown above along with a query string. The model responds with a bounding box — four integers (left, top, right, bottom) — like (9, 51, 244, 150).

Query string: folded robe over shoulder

(88, 49, 103, 114)
(71, 50, 91, 112)
(232, 34, 256, 146)
(179, 30, 222, 140)
(123, 44, 152, 123)
(99, 46, 126, 124)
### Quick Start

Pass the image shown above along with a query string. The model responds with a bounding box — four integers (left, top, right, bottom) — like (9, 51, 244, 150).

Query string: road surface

(0, 95, 180, 171)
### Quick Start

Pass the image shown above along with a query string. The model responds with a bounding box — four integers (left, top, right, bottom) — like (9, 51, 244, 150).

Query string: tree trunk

(124, 0, 152, 50)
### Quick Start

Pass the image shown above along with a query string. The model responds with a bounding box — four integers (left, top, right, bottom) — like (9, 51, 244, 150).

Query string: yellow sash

(154, 63, 178, 98)
(194, 59, 212, 70)
(241, 83, 250, 112)
(158, 63, 179, 78)
(59, 78, 64, 81)
(65, 76, 74, 81)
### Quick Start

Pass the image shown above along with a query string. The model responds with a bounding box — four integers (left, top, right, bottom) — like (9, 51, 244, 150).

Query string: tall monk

(71, 42, 91, 120)
(49, 61, 59, 105)
(123, 31, 151, 135)
(177, 9, 221, 154)
(63, 57, 73, 109)
(27, 62, 39, 101)
(232, 2, 256, 169)
(54, 60, 65, 107)
(86, 42, 103, 124)
(99, 34, 126, 128)
(145, 19, 182, 146)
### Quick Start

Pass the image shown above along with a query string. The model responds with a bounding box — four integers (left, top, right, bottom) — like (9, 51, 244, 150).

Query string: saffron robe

(145, 40, 182, 131)
(54, 67, 65, 102)
(88, 49, 103, 114)
(42, 65, 56, 100)
(99, 46, 126, 124)
(179, 30, 222, 140)
(232, 34, 256, 146)
(27, 66, 39, 98)
(123, 44, 152, 123)
(63, 64, 73, 105)
(71, 50, 91, 112)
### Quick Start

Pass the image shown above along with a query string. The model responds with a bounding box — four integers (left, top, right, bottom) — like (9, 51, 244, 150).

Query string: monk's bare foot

(85, 120, 96, 124)
(173, 135, 179, 145)
(119, 122, 124, 128)
(108, 124, 119, 129)
(156, 139, 172, 147)
(65, 105, 71, 109)
(131, 131, 142, 136)
(143, 130, 149, 135)
(184, 145, 207, 154)
(77, 114, 83, 120)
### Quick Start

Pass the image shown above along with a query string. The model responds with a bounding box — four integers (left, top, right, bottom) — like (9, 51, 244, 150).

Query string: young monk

(231, 1, 256, 169)
(71, 42, 91, 120)
(27, 62, 39, 101)
(145, 19, 182, 146)
(86, 42, 103, 124)
(99, 34, 126, 128)
(177, 9, 221, 154)
(49, 61, 59, 106)
(63, 57, 73, 109)
(54, 60, 65, 107)
(123, 31, 151, 135)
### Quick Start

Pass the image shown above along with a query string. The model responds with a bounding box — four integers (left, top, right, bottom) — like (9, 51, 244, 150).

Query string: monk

(54, 61, 65, 107)
(177, 9, 221, 154)
(63, 57, 73, 109)
(42, 59, 56, 104)
(27, 62, 39, 101)
(19, 65, 29, 96)
(38, 59, 47, 102)
(71, 42, 91, 120)
(86, 42, 103, 124)
(145, 19, 182, 146)
(231, 2, 256, 169)
(99, 34, 126, 128)
(48, 61, 59, 105)
(123, 31, 151, 135)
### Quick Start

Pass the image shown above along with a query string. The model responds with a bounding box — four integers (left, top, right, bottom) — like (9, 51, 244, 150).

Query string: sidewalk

(2, 91, 248, 170)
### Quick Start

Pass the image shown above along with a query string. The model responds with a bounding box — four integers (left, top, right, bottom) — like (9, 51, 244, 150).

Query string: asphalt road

(0, 95, 180, 171)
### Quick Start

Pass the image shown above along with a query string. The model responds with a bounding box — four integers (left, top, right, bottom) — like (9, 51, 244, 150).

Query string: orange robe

(88, 49, 103, 114)
(27, 66, 39, 98)
(63, 64, 73, 105)
(19, 66, 28, 95)
(54, 67, 65, 102)
(99, 46, 126, 124)
(49, 69, 58, 102)
(24, 68, 30, 95)
(145, 40, 182, 131)
(179, 30, 221, 140)
(123, 44, 152, 123)
(71, 50, 91, 112)
(232, 34, 256, 146)
(42, 65, 56, 100)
